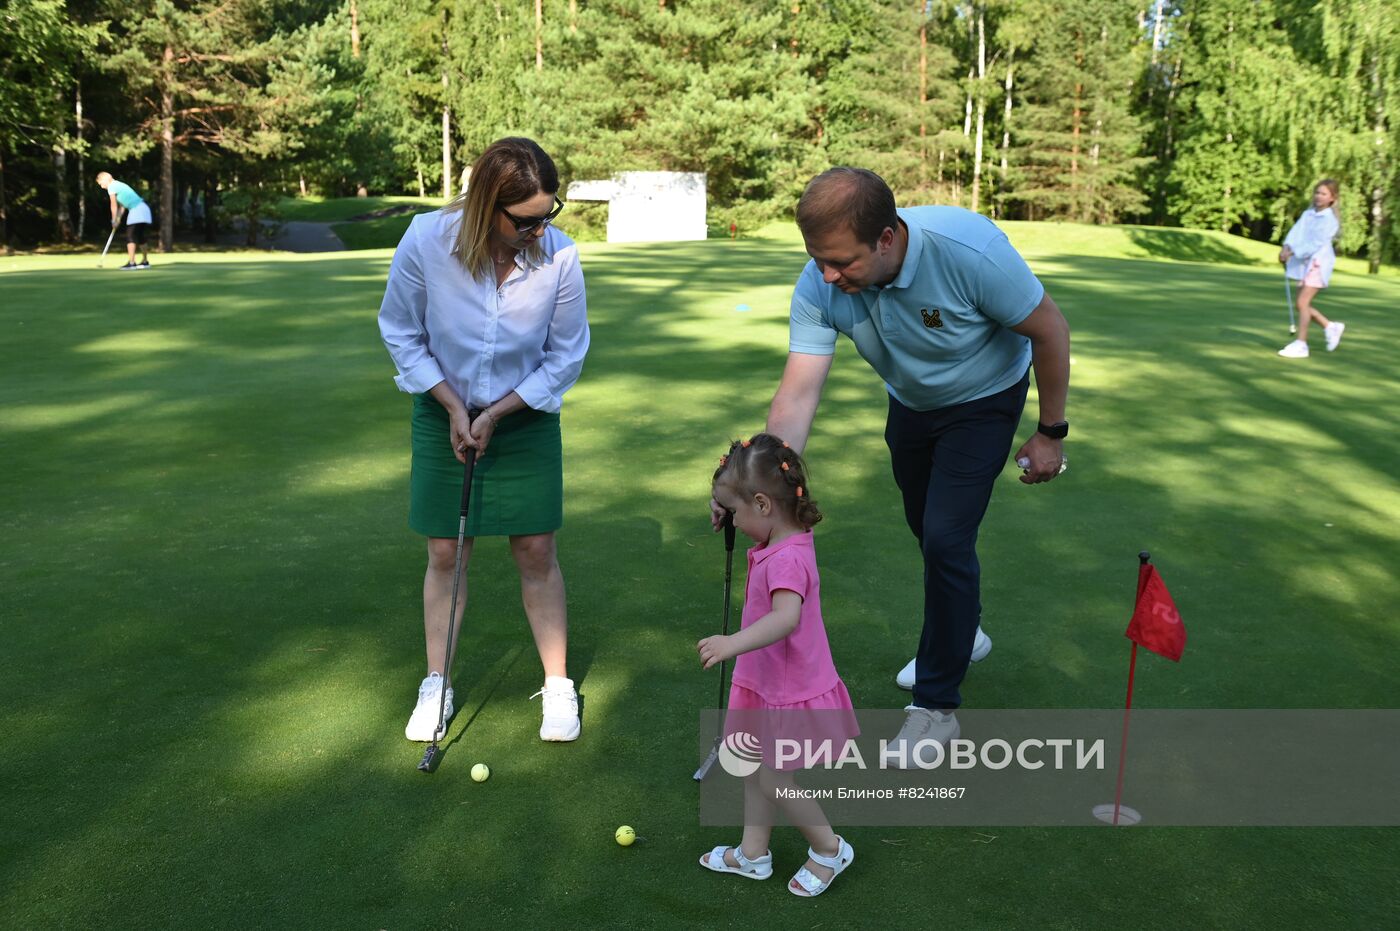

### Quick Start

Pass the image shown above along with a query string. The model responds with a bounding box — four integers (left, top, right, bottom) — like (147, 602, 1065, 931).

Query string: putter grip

(458, 408, 482, 515)
(723, 512, 736, 551)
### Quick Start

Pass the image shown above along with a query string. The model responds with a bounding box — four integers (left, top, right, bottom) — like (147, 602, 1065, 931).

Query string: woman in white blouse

(378, 138, 590, 744)
(1278, 179, 1345, 358)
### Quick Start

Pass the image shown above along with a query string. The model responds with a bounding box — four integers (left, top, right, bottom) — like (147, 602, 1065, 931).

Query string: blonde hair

(443, 137, 559, 281)
(1317, 178, 1341, 234)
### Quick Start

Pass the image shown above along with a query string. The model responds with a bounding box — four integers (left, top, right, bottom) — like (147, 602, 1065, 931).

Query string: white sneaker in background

(533, 675, 581, 742)
(1278, 340, 1310, 358)
(405, 672, 453, 741)
(1324, 322, 1346, 351)
(886, 706, 960, 769)
(895, 626, 992, 690)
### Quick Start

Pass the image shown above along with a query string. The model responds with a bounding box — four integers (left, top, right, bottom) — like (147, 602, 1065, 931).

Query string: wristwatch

(1037, 420, 1069, 439)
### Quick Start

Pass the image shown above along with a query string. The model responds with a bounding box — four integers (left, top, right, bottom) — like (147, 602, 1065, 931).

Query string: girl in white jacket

(1278, 179, 1345, 358)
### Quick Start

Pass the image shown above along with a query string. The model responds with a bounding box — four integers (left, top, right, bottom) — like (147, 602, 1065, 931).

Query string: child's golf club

(418, 415, 480, 774)
(693, 511, 736, 781)
(1283, 267, 1297, 335)
(97, 208, 126, 268)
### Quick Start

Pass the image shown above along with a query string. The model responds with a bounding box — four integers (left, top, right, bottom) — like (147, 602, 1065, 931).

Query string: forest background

(2, 0, 1396, 270)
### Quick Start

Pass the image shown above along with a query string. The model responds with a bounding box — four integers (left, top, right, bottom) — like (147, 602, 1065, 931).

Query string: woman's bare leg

(423, 536, 474, 678)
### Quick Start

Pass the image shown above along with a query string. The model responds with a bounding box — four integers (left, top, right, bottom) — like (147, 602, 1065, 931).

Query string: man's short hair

(796, 168, 898, 246)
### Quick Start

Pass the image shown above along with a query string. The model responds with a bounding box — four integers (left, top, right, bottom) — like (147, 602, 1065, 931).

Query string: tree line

(2, 0, 1396, 269)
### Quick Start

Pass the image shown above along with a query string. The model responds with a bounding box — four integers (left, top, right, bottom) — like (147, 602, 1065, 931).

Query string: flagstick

(1112, 552, 1151, 826)
(1112, 641, 1138, 825)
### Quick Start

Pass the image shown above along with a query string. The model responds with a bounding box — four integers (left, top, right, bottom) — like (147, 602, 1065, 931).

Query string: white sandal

(788, 836, 854, 897)
(699, 844, 773, 880)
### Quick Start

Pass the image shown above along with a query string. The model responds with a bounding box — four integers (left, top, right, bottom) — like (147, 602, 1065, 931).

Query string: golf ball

(470, 763, 490, 782)
(615, 825, 636, 847)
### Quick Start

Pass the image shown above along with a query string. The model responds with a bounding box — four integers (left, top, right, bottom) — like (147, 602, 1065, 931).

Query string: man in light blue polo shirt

(764, 168, 1070, 758)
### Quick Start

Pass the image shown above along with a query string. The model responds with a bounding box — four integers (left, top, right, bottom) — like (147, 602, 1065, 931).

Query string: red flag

(1125, 563, 1185, 661)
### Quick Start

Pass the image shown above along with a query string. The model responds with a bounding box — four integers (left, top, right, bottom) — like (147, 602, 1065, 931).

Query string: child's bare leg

(760, 767, 842, 883)
(1297, 285, 1329, 339)
(706, 772, 774, 869)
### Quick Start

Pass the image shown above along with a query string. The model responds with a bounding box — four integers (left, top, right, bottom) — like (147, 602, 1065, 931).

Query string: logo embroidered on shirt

(920, 308, 944, 329)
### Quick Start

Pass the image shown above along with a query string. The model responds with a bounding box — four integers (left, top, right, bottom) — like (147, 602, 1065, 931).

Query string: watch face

(1039, 421, 1069, 439)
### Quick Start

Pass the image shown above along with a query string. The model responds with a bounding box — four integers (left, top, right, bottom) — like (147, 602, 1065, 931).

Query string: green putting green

(1, 223, 1397, 927)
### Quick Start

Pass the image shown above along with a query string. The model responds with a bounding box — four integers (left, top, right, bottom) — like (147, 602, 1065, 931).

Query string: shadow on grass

(1125, 228, 1255, 266)
(2, 242, 1399, 926)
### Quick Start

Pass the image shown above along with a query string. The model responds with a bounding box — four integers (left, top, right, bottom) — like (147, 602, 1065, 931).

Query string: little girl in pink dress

(696, 433, 859, 898)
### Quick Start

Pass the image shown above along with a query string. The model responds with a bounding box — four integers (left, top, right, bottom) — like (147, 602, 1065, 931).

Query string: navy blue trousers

(884, 371, 1029, 710)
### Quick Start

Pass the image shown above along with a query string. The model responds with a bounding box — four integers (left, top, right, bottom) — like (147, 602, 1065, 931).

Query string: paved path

(217, 220, 344, 252)
(274, 221, 345, 252)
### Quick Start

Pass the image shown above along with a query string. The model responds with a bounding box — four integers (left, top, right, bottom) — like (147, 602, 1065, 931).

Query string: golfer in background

(737, 167, 1069, 760)
(1277, 179, 1345, 359)
(378, 137, 589, 744)
(96, 171, 152, 269)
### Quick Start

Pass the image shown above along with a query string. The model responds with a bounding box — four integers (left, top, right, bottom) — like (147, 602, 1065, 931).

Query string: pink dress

(724, 531, 859, 771)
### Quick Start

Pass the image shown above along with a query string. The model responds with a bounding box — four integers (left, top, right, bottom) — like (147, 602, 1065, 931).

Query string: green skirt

(409, 394, 563, 538)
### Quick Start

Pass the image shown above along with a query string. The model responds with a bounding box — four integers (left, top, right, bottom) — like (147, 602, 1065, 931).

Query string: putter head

(417, 744, 441, 773)
(693, 746, 719, 781)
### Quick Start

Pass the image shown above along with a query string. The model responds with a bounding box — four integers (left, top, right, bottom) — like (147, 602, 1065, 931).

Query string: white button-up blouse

(1283, 207, 1340, 287)
(377, 209, 589, 412)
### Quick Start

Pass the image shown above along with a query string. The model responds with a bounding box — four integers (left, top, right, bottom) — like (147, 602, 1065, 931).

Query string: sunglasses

(499, 196, 565, 233)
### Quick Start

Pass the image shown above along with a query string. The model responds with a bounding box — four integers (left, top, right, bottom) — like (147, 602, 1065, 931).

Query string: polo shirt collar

(748, 529, 814, 565)
(887, 209, 923, 291)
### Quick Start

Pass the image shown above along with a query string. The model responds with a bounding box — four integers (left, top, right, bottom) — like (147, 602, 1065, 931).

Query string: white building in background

(566, 171, 707, 243)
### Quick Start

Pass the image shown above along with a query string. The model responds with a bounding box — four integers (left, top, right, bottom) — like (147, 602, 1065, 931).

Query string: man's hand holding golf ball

(1014, 431, 1066, 485)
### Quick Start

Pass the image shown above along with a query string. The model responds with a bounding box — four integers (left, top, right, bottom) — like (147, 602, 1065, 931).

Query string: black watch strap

(1037, 420, 1069, 439)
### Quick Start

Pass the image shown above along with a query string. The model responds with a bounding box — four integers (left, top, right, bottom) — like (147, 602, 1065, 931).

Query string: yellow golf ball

(614, 825, 636, 847)
(470, 763, 490, 783)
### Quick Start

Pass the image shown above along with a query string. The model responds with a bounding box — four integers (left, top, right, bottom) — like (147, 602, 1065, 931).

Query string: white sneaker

(885, 706, 960, 769)
(1278, 340, 1310, 358)
(532, 675, 581, 742)
(1325, 322, 1346, 351)
(405, 672, 453, 741)
(896, 626, 992, 690)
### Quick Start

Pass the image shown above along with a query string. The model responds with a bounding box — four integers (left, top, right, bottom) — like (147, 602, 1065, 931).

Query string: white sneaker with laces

(532, 675, 581, 742)
(896, 626, 991, 690)
(886, 706, 960, 770)
(404, 672, 453, 741)
(1278, 340, 1310, 358)
(1325, 322, 1346, 351)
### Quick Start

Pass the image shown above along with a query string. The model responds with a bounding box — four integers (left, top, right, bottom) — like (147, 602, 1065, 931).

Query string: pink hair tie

(796, 486, 804, 497)
(740, 439, 751, 448)
(780, 462, 789, 471)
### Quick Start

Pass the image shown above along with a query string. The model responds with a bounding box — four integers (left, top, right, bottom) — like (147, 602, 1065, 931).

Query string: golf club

(97, 208, 126, 268)
(1283, 267, 1297, 335)
(418, 412, 481, 774)
(693, 511, 736, 781)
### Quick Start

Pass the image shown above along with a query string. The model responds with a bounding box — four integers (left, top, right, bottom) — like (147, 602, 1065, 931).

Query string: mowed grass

(1, 224, 1398, 928)
(274, 194, 444, 223)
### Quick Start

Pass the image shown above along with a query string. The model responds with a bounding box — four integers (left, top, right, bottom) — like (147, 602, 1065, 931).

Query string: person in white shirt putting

(1278, 179, 1346, 359)
(378, 138, 589, 744)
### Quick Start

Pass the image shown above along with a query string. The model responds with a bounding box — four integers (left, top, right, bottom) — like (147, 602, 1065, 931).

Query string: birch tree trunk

(76, 83, 86, 240)
(971, 6, 987, 213)
(441, 14, 452, 199)
(160, 44, 175, 252)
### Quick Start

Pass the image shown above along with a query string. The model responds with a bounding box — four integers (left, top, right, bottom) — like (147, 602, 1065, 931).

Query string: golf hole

(1092, 803, 1142, 826)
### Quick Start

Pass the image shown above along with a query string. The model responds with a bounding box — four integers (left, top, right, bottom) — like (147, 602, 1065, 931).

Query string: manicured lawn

(2, 225, 1397, 927)
(275, 194, 443, 223)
